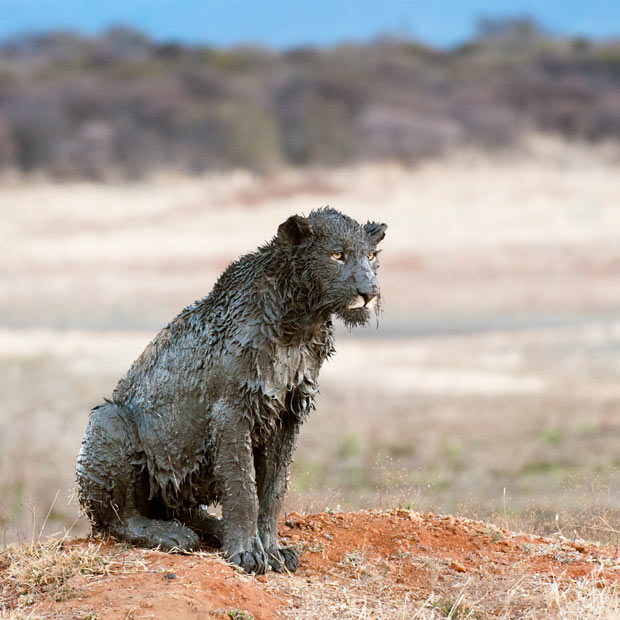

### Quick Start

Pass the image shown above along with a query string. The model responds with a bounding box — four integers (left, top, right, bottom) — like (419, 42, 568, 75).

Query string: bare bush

(0, 26, 619, 178)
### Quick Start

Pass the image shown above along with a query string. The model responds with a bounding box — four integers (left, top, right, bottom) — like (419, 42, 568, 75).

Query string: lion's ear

(364, 221, 387, 245)
(278, 215, 313, 246)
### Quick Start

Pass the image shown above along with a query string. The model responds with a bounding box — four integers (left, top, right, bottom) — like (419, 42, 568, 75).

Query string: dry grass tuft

(1, 540, 110, 607)
(550, 571, 620, 620)
(410, 572, 620, 620)
(0, 609, 36, 620)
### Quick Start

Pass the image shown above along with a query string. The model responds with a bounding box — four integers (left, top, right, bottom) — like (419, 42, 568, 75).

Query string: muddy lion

(77, 207, 387, 574)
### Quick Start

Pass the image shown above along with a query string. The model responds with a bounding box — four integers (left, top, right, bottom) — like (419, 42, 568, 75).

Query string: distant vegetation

(0, 19, 619, 179)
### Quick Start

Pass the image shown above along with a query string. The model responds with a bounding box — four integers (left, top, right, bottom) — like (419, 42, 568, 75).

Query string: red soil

(4, 510, 620, 619)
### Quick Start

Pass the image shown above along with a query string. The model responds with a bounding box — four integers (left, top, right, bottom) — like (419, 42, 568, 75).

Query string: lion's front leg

(254, 414, 300, 573)
(213, 401, 268, 574)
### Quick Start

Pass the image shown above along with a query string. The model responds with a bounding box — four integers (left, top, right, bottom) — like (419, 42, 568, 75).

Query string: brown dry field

(1, 135, 620, 562)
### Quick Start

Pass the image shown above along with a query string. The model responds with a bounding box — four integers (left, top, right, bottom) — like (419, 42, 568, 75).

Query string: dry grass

(0, 610, 36, 620)
(551, 572, 620, 619)
(1, 540, 110, 607)
(275, 563, 620, 620)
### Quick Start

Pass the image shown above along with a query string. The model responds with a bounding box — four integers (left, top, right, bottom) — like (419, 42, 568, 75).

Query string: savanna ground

(1, 135, 620, 617)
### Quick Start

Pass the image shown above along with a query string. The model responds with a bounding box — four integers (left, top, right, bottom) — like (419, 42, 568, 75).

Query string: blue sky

(0, 0, 619, 48)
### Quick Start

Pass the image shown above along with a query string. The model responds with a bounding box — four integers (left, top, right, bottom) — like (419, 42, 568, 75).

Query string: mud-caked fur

(77, 207, 387, 574)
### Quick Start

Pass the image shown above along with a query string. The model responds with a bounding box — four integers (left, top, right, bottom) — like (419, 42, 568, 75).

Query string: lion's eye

(331, 251, 344, 261)
(368, 252, 376, 261)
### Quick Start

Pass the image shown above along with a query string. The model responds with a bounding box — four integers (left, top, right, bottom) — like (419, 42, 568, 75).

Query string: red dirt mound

(3, 510, 620, 619)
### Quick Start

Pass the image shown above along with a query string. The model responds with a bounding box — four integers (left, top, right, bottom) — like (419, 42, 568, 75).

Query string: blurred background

(1, 1, 620, 545)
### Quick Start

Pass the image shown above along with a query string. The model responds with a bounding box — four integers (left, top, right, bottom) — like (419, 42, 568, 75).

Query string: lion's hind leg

(77, 402, 199, 551)
(109, 514, 199, 551)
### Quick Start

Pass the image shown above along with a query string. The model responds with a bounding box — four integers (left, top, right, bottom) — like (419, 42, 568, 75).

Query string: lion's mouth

(345, 294, 378, 310)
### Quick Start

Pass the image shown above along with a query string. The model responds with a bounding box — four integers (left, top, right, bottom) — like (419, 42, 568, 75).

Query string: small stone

(573, 540, 588, 553)
(285, 512, 307, 528)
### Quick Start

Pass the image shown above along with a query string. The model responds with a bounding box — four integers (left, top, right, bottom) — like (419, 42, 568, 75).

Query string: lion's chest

(248, 341, 322, 425)
(261, 343, 319, 397)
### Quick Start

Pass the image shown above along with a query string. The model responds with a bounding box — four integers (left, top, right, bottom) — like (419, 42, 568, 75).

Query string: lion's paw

(227, 549, 269, 575)
(266, 546, 299, 573)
